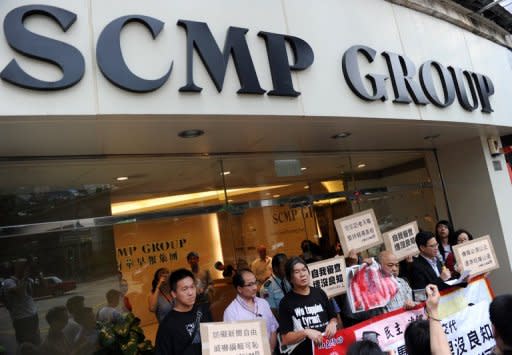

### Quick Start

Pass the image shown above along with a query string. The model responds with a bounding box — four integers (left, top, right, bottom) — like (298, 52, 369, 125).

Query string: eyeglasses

(243, 281, 258, 288)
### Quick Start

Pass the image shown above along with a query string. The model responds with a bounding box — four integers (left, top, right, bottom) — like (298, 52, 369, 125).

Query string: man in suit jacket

(410, 231, 452, 291)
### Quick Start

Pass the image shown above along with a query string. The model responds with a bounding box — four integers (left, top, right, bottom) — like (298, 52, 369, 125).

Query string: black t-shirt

(278, 287, 336, 355)
(155, 303, 212, 355)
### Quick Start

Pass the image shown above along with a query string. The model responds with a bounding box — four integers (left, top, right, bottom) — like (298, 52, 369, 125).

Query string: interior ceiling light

(331, 132, 352, 139)
(273, 194, 280, 198)
(301, 167, 307, 171)
(304, 185, 309, 189)
(116, 176, 128, 181)
(357, 163, 366, 168)
(178, 129, 204, 138)
(111, 184, 289, 215)
(221, 171, 231, 176)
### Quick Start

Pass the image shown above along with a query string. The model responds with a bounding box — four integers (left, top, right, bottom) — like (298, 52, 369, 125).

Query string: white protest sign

(452, 235, 499, 277)
(382, 221, 419, 260)
(334, 209, 383, 254)
(201, 319, 271, 355)
(308, 256, 347, 297)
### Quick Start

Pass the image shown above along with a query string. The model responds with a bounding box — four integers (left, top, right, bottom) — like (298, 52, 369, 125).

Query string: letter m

(117, 248, 129, 257)
(177, 20, 264, 94)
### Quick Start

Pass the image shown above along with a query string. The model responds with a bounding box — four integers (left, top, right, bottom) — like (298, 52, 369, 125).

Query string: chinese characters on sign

(382, 221, 419, 260)
(201, 320, 271, 355)
(115, 238, 187, 272)
(334, 209, 383, 254)
(452, 235, 499, 277)
(308, 257, 347, 297)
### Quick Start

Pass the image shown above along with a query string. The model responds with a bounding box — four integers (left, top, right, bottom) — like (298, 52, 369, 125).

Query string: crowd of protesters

(2, 219, 509, 355)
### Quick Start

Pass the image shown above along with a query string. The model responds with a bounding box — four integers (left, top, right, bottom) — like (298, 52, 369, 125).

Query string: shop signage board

(382, 221, 419, 260)
(452, 235, 499, 277)
(201, 319, 271, 355)
(308, 256, 347, 297)
(0, 4, 496, 115)
(334, 209, 383, 254)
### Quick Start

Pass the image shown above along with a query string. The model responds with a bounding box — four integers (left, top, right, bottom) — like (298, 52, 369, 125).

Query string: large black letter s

(0, 5, 85, 90)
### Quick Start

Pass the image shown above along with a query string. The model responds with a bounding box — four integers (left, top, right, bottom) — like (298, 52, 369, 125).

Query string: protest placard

(382, 221, 419, 260)
(334, 209, 382, 255)
(201, 319, 271, 355)
(308, 257, 347, 297)
(452, 235, 499, 277)
(314, 277, 495, 355)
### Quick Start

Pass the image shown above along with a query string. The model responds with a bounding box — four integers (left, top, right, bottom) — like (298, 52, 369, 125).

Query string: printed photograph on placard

(334, 209, 383, 255)
(308, 257, 347, 297)
(452, 235, 499, 277)
(201, 319, 271, 355)
(382, 221, 419, 260)
(346, 262, 398, 313)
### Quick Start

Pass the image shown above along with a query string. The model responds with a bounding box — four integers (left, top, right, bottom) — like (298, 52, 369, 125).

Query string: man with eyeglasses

(223, 268, 279, 351)
(410, 231, 452, 291)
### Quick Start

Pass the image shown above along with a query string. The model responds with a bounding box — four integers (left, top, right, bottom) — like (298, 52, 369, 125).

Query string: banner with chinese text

(314, 277, 495, 355)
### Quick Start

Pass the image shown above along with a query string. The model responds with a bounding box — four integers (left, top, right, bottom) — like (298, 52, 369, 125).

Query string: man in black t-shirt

(155, 268, 212, 355)
(278, 257, 338, 355)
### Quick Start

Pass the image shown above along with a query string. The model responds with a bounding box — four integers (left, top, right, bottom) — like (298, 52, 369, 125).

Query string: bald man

(377, 251, 415, 312)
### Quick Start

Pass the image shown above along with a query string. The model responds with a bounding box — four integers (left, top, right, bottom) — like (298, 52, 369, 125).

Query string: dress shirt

(260, 274, 291, 310)
(223, 295, 279, 338)
(421, 254, 440, 277)
(386, 277, 413, 312)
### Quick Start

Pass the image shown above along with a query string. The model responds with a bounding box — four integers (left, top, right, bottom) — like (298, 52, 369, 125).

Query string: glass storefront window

(0, 149, 445, 354)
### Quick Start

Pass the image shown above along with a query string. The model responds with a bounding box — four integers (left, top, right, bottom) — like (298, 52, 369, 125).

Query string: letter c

(97, 15, 173, 92)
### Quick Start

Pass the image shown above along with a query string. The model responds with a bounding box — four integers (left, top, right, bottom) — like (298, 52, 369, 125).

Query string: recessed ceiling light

(304, 185, 309, 189)
(273, 194, 280, 198)
(301, 167, 307, 171)
(265, 192, 271, 196)
(221, 171, 231, 176)
(423, 134, 440, 140)
(331, 132, 352, 139)
(228, 199, 234, 203)
(357, 163, 366, 168)
(116, 176, 128, 181)
(178, 129, 204, 138)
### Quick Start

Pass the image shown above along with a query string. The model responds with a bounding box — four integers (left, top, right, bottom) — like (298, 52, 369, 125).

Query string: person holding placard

(367, 251, 415, 312)
(223, 269, 279, 351)
(278, 256, 338, 355)
(445, 229, 473, 276)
